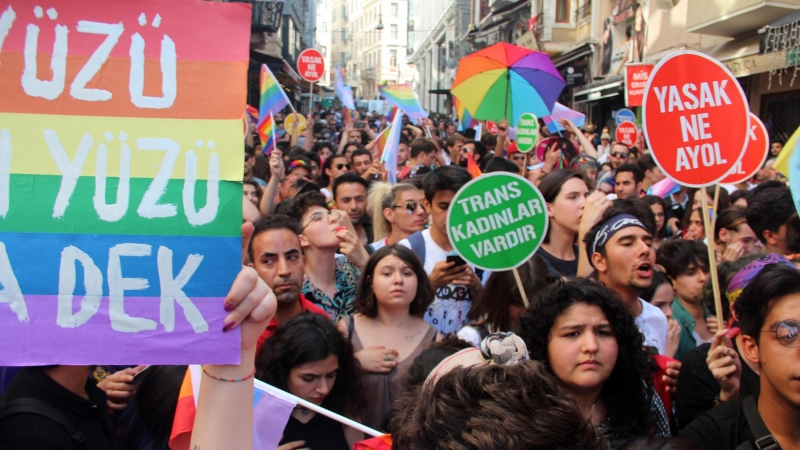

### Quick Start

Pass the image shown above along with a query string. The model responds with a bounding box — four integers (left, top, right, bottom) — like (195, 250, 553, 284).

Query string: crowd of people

(1, 106, 799, 450)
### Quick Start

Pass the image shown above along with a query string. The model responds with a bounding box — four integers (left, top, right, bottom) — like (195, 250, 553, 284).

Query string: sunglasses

(336, 163, 352, 171)
(392, 201, 427, 214)
(760, 319, 800, 348)
(611, 151, 628, 159)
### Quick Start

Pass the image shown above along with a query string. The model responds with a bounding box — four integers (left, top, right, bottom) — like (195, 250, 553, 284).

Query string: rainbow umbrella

(451, 43, 565, 125)
(543, 102, 585, 133)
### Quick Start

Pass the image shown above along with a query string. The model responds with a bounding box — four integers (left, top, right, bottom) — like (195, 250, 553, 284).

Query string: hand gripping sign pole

(643, 50, 750, 331)
(447, 172, 548, 308)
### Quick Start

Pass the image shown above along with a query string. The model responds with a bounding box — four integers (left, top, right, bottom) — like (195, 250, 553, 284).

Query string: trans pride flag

(379, 82, 429, 123)
(334, 65, 356, 111)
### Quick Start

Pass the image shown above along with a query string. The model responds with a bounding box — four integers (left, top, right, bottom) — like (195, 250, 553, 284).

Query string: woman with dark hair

(682, 208, 705, 242)
(119, 365, 187, 450)
(319, 154, 351, 200)
(687, 186, 730, 213)
(536, 170, 591, 276)
(640, 271, 680, 358)
(517, 278, 670, 447)
(458, 256, 553, 346)
(256, 314, 365, 449)
(643, 195, 668, 248)
(337, 245, 439, 430)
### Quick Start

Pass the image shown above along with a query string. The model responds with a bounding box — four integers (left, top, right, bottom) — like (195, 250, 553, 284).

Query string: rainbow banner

(0, 0, 249, 365)
(379, 82, 429, 122)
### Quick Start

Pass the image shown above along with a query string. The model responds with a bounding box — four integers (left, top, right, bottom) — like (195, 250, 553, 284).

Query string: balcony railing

(574, 0, 591, 22)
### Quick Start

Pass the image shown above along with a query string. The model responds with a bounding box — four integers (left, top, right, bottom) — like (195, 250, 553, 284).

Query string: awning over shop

(573, 76, 624, 104)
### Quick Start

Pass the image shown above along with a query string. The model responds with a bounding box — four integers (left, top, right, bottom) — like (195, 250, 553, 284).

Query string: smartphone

(131, 365, 151, 385)
(354, 121, 366, 129)
(528, 162, 545, 171)
(446, 254, 467, 267)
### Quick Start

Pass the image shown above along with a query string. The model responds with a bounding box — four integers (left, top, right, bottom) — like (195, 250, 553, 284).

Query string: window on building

(340, 52, 346, 66)
(341, 5, 346, 19)
(556, 0, 570, 23)
(322, 46, 327, 56)
(391, 3, 398, 17)
(390, 49, 397, 67)
(341, 27, 346, 41)
(391, 24, 398, 39)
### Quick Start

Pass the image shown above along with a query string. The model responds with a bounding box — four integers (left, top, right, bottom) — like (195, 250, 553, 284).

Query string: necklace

(405, 331, 422, 341)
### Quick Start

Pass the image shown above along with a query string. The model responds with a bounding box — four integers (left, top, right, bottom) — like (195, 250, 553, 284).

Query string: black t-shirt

(680, 397, 755, 450)
(0, 367, 118, 450)
(280, 412, 350, 450)
(536, 246, 578, 277)
(675, 342, 760, 429)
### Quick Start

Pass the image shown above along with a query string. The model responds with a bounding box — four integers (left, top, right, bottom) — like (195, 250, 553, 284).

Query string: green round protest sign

(515, 113, 539, 153)
(447, 172, 548, 271)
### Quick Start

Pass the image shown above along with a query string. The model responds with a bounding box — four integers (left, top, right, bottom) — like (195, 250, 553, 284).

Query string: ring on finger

(384, 355, 392, 362)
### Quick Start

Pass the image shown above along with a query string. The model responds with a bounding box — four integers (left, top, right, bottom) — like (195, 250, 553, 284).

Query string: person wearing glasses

(609, 142, 630, 170)
(681, 256, 800, 450)
(320, 154, 352, 201)
(282, 191, 369, 323)
(366, 181, 429, 253)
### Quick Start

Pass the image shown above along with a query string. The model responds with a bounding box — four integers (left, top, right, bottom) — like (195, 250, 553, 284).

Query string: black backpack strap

(0, 398, 86, 448)
(740, 395, 780, 450)
(407, 231, 426, 265)
(347, 315, 354, 341)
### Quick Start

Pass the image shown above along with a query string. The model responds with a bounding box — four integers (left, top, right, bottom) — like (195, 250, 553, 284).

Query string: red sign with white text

(625, 64, 654, 107)
(720, 113, 769, 184)
(616, 121, 639, 148)
(643, 51, 749, 187)
(297, 49, 325, 82)
(487, 121, 500, 135)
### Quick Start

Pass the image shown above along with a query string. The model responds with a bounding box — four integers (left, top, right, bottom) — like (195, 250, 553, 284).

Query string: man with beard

(247, 215, 329, 351)
(656, 240, 714, 360)
(333, 173, 372, 247)
(609, 142, 630, 170)
(583, 201, 670, 355)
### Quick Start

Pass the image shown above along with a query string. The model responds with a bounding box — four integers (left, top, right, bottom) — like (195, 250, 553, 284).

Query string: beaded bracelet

(201, 366, 256, 383)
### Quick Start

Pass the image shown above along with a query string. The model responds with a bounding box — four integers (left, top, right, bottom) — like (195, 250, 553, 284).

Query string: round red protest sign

(297, 49, 325, 82)
(487, 121, 500, 135)
(720, 113, 769, 184)
(615, 121, 639, 148)
(643, 51, 749, 187)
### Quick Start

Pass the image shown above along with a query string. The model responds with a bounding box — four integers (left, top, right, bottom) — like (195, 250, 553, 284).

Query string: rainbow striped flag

(259, 64, 292, 122)
(454, 97, 477, 131)
(334, 65, 356, 111)
(344, 108, 352, 123)
(246, 105, 259, 122)
(0, 0, 247, 365)
(379, 82, 429, 122)
(386, 106, 399, 122)
(258, 112, 277, 155)
(169, 366, 296, 450)
(380, 113, 404, 185)
(373, 122, 394, 159)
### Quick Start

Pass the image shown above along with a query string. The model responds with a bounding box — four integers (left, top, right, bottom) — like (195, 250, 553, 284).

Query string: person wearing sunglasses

(681, 256, 800, 450)
(609, 142, 630, 170)
(366, 181, 428, 253)
(320, 155, 352, 202)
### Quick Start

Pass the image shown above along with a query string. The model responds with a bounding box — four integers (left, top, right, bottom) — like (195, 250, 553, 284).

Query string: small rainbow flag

(246, 105, 259, 122)
(258, 111, 277, 155)
(334, 64, 356, 111)
(466, 152, 482, 178)
(454, 97, 477, 131)
(258, 64, 292, 122)
(380, 113, 404, 185)
(386, 106, 399, 122)
(379, 82, 428, 122)
(373, 123, 392, 159)
(344, 108, 352, 123)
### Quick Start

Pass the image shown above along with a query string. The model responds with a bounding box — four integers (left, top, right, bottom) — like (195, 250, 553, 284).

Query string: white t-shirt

(367, 238, 389, 253)
(635, 298, 669, 355)
(399, 229, 490, 334)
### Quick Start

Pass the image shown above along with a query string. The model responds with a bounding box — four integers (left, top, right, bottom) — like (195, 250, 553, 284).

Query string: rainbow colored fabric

(379, 82, 429, 122)
(258, 112, 276, 155)
(725, 254, 795, 303)
(259, 64, 292, 121)
(0, 0, 247, 365)
(380, 113, 404, 184)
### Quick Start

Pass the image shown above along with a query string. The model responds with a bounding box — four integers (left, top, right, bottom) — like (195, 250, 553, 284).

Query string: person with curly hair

(517, 278, 670, 447)
(256, 314, 365, 450)
(390, 361, 606, 450)
(337, 245, 440, 430)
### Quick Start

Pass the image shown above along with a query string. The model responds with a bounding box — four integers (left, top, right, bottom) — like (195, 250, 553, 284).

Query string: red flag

(466, 152, 482, 178)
